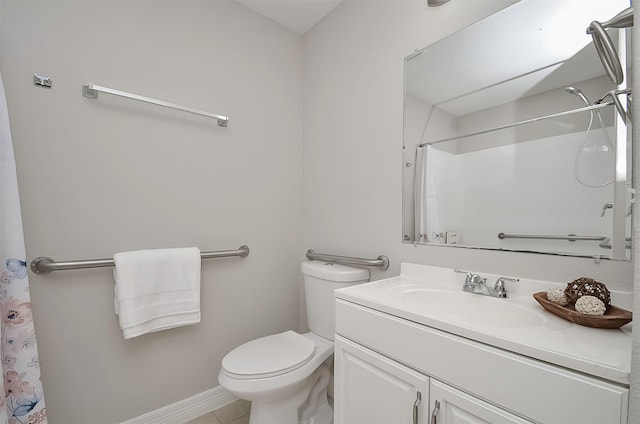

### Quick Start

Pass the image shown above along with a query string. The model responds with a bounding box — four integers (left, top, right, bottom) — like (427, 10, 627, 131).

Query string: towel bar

(82, 84, 230, 127)
(30, 245, 249, 274)
(497, 233, 606, 241)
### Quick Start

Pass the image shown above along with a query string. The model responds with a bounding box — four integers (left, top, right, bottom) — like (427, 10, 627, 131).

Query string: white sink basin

(389, 284, 571, 331)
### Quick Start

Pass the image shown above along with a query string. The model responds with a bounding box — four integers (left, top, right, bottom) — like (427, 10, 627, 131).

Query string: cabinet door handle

(413, 391, 422, 424)
(430, 400, 440, 424)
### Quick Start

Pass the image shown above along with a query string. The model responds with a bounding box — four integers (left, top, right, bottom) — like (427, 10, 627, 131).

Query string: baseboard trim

(120, 386, 238, 424)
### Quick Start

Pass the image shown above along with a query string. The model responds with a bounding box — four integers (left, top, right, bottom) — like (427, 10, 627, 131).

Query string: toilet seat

(222, 330, 316, 380)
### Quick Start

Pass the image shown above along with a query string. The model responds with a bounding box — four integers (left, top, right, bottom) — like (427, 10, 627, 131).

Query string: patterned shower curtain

(0, 72, 47, 423)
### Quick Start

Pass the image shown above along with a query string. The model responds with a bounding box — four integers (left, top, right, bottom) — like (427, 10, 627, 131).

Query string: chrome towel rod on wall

(82, 83, 230, 127)
(306, 249, 389, 270)
(30, 245, 249, 274)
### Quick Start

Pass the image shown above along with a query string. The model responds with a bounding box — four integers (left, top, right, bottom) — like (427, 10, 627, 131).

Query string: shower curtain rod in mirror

(82, 83, 230, 127)
(419, 101, 615, 147)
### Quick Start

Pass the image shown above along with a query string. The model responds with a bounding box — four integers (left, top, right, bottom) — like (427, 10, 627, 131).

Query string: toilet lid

(222, 331, 316, 379)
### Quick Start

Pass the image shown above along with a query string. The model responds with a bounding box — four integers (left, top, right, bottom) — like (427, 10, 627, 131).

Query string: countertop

(335, 263, 632, 385)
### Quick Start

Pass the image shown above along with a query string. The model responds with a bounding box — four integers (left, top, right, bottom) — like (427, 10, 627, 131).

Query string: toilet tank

(301, 261, 369, 340)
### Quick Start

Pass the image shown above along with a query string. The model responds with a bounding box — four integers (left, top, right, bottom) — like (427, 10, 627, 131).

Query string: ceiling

(234, 0, 344, 34)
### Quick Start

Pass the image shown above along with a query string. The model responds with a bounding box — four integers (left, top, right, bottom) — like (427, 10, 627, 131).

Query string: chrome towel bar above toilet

(30, 245, 250, 274)
(305, 249, 389, 270)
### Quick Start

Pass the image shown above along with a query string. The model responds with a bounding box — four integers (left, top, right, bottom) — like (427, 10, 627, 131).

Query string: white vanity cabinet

(335, 335, 531, 424)
(334, 263, 631, 424)
(334, 335, 429, 424)
(428, 379, 532, 424)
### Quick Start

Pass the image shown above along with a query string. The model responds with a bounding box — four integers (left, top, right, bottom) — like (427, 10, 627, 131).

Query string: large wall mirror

(403, 0, 633, 261)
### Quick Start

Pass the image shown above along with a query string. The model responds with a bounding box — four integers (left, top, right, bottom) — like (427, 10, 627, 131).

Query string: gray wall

(0, 1, 303, 423)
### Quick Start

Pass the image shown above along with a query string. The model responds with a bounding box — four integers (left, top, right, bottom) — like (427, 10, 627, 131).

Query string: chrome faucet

(454, 269, 519, 298)
(466, 273, 487, 292)
(491, 277, 520, 298)
(454, 269, 488, 294)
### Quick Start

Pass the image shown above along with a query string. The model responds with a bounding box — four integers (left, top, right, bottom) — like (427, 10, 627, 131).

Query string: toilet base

(302, 395, 332, 424)
(248, 363, 332, 424)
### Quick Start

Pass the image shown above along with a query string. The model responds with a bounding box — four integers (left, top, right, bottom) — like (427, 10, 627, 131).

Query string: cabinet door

(334, 335, 429, 424)
(429, 379, 532, 424)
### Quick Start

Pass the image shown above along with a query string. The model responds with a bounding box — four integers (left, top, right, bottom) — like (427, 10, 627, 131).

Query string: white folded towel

(113, 247, 201, 339)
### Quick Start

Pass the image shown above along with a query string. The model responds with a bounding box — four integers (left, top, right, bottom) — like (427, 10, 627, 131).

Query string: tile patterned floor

(184, 399, 250, 424)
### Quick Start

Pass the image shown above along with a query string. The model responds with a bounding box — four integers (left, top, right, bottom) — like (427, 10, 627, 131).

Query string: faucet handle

(453, 269, 472, 281)
(454, 269, 484, 290)
(493, 276, 519, 298)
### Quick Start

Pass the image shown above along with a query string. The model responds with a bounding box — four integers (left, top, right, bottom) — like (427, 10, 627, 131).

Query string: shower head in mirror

(427, 0, 450, 6)
(564, 86, 591, 106)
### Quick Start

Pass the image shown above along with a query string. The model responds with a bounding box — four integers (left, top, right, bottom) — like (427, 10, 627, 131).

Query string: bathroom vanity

(333, 264, 632, 424)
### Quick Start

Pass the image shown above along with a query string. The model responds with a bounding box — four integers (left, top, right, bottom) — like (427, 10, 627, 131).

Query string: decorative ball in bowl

(533, 277, 631, 329)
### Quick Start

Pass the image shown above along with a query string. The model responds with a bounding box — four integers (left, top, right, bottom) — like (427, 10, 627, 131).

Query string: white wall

(303, 0, 632, 292)
(456, 130, 614, 254)
(0, 1, 303, 423)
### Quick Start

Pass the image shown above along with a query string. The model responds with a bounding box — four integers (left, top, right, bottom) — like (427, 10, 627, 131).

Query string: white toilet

(218, 261, 369, 424)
